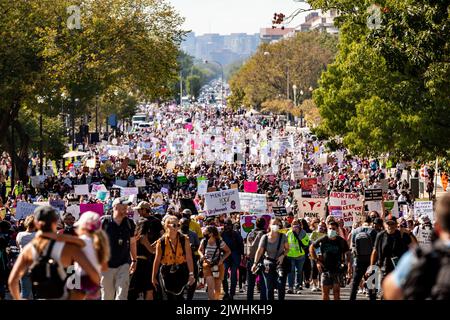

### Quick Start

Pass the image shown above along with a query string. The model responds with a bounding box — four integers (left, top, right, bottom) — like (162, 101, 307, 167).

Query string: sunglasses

(170, 223, 180, 228)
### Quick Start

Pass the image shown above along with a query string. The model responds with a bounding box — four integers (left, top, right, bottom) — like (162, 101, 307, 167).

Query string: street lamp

(37, 96, 45, 175)
(292, 85, 298, 106)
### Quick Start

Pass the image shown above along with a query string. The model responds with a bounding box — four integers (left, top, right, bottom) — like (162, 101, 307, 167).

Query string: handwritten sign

(329, 192, 364, 227)
(204, 189, 241, 216)
(239, 193, 267, 214)
(74, 184, 89, 196)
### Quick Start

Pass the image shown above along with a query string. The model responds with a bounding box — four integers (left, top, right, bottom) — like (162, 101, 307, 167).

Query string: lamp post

(37, 96, 45, 175)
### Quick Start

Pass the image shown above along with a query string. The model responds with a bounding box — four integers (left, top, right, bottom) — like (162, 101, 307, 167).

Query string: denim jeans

(222, 259, 238, 297)
(287, 256, 306, 289)
(263, 267, 287, 301)
(350, 258, 370, 300)
(246, 259, 266, 300)
(20, 275, 33, 300)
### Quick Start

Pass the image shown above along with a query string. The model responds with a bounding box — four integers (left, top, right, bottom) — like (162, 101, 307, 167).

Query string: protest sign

(135, 178, 146, 187)
(204, 189, 241, 216)
(281, 181, 290, 195)
(328, 192, 364, 227)
(297, 197, 326, 220)
(197, 179, 208, 195)
(414, 201, 434, 221)
(244, 181, 258, 193)
(110, 187, 121, 198)
(416, 228, 433, 248)
(115, 179, 128, 187)
(291, 160, 303, 180)
(74, 184, 89, 196)
(152, 193, 164, 205)
(367, 201, 383, 214)
(240, 213, 274, 239)
(91, 184, 107, 195)
(15, 202, 39, 220)
(384, 200, 399, 217)
(273, 206, 288, 217)
(239, 193, 267, 214)
(80, 203, 104, 216)
(364, 189, 383, 201)
(301, 178, 318, 198)
(121, 187, 139, 197)
(86, 159, 96, 169)
(96, 191, 108, 201)
(49, 200, 65, 212)
(66, 205, 80, 220)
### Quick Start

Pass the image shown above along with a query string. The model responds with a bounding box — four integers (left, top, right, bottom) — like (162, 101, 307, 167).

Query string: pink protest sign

(184, 123, 193, 131)
(244, 181, 258, 193)
(80, 203, 104, 216)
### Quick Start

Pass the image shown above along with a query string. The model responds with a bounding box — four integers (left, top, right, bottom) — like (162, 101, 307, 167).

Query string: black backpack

(354, 228, 373, 256)
(402, 240, 450, 300)
(30, 240, 67, 299)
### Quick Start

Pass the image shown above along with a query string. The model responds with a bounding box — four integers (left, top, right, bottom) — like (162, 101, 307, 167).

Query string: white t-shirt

(75, 234, 101, 275)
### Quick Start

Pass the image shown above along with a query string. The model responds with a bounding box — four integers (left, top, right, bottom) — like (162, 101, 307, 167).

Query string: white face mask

(327, 229, 337, 238)
(270, 225, 280, 232)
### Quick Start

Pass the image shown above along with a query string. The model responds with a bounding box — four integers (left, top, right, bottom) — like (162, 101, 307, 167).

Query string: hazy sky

(169, 0, 310, 35)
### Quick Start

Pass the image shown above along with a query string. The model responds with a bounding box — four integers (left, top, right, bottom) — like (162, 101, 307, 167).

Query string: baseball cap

(112, 196, 132, 207)
(34, 206, 59, 224)
(74, 211, 101, 231)
(373, 218, 383, 226)
(133, 201, 151, 210)
(384, 215, 397, 223)
(182, 209, 192, 215)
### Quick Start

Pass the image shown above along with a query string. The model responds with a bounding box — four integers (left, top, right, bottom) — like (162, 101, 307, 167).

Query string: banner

(197, 179, 208, 195)
(329, 192, 364, 227)
(80, 203, 104, 216)
(297, 197, 326, 220)
(239, 193, 267, 214)
(244, 181, 258, 193)
(15, 202, 39, 220)
(74, 184, 89, 195)
(414, 201, 434, 221)
(240, 213, 274, 239)
(204, 189, 241, 216)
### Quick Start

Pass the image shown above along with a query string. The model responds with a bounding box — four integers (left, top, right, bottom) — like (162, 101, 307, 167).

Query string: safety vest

(287, 230, 307, 258)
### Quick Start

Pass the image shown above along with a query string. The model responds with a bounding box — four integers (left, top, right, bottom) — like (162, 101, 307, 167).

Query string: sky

(169, 0, 310, 35)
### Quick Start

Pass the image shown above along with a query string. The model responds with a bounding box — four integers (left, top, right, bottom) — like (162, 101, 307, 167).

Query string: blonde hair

(24, 215, 35, 230)
(163, 216, 179, 235)
(92, 230, 110, 266)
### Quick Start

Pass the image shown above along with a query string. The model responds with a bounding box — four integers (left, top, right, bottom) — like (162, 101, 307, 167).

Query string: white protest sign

(66, 204, 81, 220)
(15, 202, 39, 220)
(329, 192, 364, 227)
(414, 201, 434, 221)
(197, 180, 208, 196)
(135, 178, 146, 187)
(297, 197, 326, 219)
(121, 187, 139, 197)
(74, 184, 89, 195)
(416, 228, 433, 249)
(291, 160, 303, 180)
(204, 189, 241, 216)
(239, 193, 267, 214)
(86, 159, 96, 169)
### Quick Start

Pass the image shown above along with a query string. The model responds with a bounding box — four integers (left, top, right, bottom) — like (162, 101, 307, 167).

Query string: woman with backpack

(8, 206, 100, 300)
(152, 216, 195, 300)
(198, 226, 231, 300)
(251, 217, 289, 300)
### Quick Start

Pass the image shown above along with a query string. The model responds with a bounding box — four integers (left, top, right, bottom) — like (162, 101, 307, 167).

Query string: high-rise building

(260, 27, 295, 43)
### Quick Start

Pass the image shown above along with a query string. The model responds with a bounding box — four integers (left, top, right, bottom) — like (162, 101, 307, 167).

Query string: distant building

(295, 10, 339, 36)
(181, 32, 260, 65)
(260, 27, 295, 43)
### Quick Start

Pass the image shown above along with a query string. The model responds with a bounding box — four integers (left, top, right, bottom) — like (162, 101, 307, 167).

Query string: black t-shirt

(314, 236, 350, 273)
(374, 230, 408, 274)
(102, 216, 136, 268)
(145, 215, 164, 243)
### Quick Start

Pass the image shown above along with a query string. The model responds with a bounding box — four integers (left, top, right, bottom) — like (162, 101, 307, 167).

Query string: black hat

(373, 218, 383, 226)
(384, 215, 397, 223)
(34, 206, 59, 224)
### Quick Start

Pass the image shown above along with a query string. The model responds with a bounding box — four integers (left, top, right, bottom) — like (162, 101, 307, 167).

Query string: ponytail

(93, 229, 110, 266)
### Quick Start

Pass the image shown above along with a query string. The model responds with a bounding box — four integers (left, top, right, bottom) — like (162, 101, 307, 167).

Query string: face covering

(270, 225, 280, 232)
(327, 229, 337, 238)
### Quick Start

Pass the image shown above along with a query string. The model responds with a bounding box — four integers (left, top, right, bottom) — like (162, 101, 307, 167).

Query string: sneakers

(311, 286, 320, 292)
(296, 289, 302, 294)
(357, 289, 364, 294)
(287, 288, 294, 294)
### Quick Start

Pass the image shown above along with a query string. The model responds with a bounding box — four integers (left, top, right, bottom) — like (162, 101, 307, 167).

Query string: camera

(211, 265, 219, 278)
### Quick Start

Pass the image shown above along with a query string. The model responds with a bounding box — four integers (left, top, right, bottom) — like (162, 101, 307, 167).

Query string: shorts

(202, 262, 225, 281)
(321, 272, 341, 287)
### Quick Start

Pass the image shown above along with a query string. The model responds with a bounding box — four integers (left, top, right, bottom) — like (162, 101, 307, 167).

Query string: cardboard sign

(91, 184, 107, 195)
(80, 203, 104, 216)
(15, 202, 39, 220)
(364, 189, 383, 201)
(328, 192, 364, 227)
(240, 213, 274, 239)
(204, 189, 241, 216)
(297, 197, 326, 220)
(74, 184, 89, 196)
(244, 181, 258, 193)
(239, 193, 267, 214)
(414, 201, 434, 221)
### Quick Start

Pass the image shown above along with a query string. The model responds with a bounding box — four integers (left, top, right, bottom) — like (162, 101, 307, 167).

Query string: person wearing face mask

(286, 219, 310, 294)
(251, 218, 289, 301)
(309, 221, 327, 292)
(309, 221, 351, 300)
(180, 218, 199, 300)
(245, 217, 267, 300)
